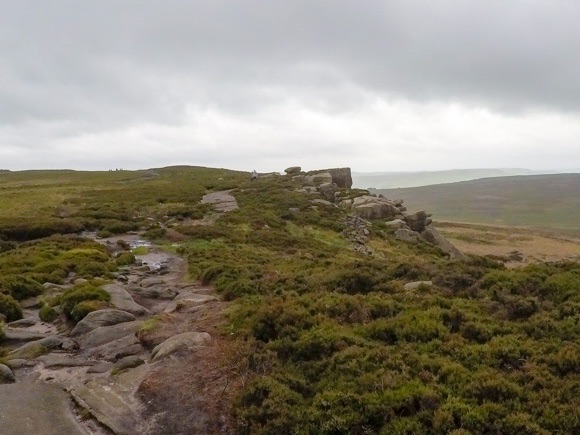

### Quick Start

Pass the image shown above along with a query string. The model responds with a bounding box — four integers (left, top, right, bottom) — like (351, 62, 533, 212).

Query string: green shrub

(0, 294, 22, 322)
(60, 284, 110, 322)
(0, 276, 43, 300)
(38, 304, 58, 323)
(70, 299, 108, 322)
(115, 252, 135, 266)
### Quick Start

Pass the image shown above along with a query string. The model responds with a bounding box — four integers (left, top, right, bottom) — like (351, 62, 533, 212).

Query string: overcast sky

(1, 1, 579, 173)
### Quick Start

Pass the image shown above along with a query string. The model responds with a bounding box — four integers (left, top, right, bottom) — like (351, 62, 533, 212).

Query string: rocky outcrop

(307, 167, 352, 188)
(348, 193, 465, 259)
(7, 336, 63, 360)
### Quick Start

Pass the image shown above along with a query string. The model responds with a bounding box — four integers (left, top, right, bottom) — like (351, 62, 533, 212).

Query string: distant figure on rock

(251, 170, 258, 182)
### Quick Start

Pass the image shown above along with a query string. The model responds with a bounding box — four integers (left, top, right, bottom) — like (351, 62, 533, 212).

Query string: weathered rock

(0, 364, 15, 384)
(395, 229, 420, 243)
(36, 354, 96, 368)
(384, 219, 409, 229)
(86, 361, 114, 374)
(133, 286, 176, 299)
(305, 172, 333, 185)
(138, 277, 167, 288)
(5, 359, 27, 369)
(72, 309, 136, 336)
(165, 293, 218, 313)
(318, 182, 338, 201)
(310, 199, 334, 206)
(114, 344, 143, 360)
(3, 328, 48, 342)
(77, 321, 142, 350)
(7, 336, 63, 360)
(339, 199, 353, 209)
(85, 334, 141, 361)
(404, 281, 433, 290)
(284, 166, 301, 174)
(0, 382, 89, 435)
(326, 167, 353, 188)
(7, 318, 36, 328)
(72, 364, 150, 435)
(355, 201, 400, 220)
(112, 355, 145, 374)
(420, 227, 466, 260)
(102, 284, 149, 315)
(151, 331, 212, 361)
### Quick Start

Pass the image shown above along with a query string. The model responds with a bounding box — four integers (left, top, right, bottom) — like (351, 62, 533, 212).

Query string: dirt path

(1, 233, 234, 434)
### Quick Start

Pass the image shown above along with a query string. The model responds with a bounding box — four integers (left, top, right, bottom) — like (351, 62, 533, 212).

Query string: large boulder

(71, 309, 136, 336)
(327, 167, 353, 188)
(353, 196, 400, 220)
(420, 227, 466, 260)
(284, 166, 301, 174)
(395, 229, 420, 243)
(404, 211, 432, 232)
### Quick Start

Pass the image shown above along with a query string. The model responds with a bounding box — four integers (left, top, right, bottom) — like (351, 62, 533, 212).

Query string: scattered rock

(310, 199, 334, 206)
(0, 364, 15, 384)
(353, 195, 400, 220)
(151, 332, 212, 362)
(72, 309, 136, 336)
(384, 219, 408, 229)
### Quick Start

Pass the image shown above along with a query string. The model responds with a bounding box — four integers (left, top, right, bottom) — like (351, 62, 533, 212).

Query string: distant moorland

(372, 173, 580, 230)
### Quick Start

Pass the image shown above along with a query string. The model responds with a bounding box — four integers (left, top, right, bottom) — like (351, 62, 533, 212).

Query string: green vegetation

(0, 293, 23, 322)
(59, 283, 111, 322)
(0, 166, 578, 433)
(38, 304, 58, 323)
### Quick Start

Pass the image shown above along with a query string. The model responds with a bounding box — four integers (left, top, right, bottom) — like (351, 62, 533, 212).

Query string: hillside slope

(372, 173, 580, 229)
(0, 167, 579, 434)
(353, 168, 541, 189)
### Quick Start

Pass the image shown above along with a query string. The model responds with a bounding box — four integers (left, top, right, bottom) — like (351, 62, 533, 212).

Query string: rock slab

(0, 382, 88, 435)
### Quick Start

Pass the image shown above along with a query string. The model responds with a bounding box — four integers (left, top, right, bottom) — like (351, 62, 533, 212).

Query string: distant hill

(353, 168, 547, 189)
(372, 173, 580, 230)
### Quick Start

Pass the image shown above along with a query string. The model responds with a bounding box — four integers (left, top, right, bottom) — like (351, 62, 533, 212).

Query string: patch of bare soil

(137, 300, 242, 434)
(438, 222, 580, 264)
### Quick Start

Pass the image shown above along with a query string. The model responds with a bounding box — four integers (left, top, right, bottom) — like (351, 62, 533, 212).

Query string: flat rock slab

(3, 328, 48, 342)
(152, 331, 212, 361)
(164, 292, 218, 313)
(102, 283, 149, 315)
(201, 190, 239, 212)
(72, 364, 151, 435)
(36, 354, 97, 368)
(78, 320, 142, 350)
(72, 308, 136, 336)
(0, 382, 88, 435)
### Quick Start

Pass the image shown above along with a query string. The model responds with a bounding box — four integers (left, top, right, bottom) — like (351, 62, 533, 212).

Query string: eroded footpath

(0, 234, 231, 434)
